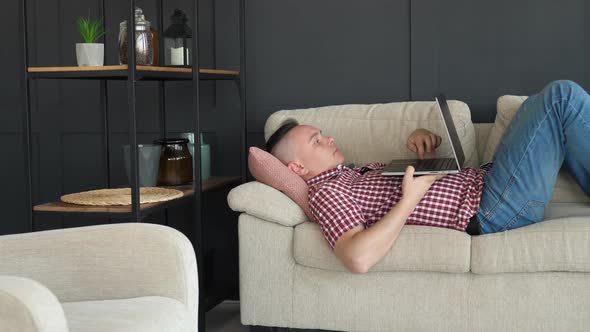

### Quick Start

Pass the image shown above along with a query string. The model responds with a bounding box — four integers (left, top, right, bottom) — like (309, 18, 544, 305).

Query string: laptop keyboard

(414, 158, 456, 171)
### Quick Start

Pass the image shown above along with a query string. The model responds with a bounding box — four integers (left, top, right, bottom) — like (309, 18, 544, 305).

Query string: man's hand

(407, 129, 442, 159)
(333, 165, 447, 274)
(401, 166, 446, 205)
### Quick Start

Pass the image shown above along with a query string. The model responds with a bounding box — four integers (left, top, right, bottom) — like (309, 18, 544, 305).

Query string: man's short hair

(266, 119, 299, 153)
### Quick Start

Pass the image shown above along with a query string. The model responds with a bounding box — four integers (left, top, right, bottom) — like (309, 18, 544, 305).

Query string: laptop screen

(435, 94, 465, 168)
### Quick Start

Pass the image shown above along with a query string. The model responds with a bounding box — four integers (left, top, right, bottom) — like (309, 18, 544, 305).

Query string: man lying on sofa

(266, 80, 590, 274)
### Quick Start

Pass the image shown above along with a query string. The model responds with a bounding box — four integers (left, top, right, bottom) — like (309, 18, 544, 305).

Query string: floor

(206, 301, 324, 332)
(206, 300, 249, 332)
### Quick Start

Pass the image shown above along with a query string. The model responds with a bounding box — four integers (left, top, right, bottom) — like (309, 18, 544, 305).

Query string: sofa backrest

(265, 101, 481, 168)
(474, 123, 493, 164)
(264, 99, 589, 204)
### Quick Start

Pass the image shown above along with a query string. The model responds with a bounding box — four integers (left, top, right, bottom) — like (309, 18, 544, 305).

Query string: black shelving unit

(20, 0, 246, 331)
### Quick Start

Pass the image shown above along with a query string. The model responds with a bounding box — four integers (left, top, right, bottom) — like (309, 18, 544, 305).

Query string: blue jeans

(477, 80, 590, 234)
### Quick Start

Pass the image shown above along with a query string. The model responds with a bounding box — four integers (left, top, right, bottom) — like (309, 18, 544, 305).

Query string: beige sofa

(228, 100, 590, 332)
(0, 223, 198, 332)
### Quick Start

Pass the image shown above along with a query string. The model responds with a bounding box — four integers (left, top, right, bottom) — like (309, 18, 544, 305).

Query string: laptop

(381, 94, 465, 176)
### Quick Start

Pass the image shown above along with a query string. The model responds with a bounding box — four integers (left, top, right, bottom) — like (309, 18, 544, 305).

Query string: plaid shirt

(307, 162, 492, 248)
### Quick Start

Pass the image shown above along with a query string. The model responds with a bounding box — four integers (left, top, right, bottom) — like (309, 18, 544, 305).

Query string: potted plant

(76, 16, 106, 66)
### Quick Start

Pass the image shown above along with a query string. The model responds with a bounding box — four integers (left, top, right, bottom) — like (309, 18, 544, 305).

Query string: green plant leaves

(77, 16, 107, 43)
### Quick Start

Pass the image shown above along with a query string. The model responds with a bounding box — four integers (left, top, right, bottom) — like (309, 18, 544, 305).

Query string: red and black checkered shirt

(307, 162, 493, 248)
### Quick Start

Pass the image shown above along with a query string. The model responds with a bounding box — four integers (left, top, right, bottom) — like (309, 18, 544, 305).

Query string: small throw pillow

(248, 147, 312, 218)
(482, 95, 528, 163)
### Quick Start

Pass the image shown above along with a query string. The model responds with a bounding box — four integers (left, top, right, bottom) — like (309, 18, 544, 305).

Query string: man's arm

(334, 166, 444, 274)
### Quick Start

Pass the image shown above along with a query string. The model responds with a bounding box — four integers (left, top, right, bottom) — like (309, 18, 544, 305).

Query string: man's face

(287, 125, 345, 179)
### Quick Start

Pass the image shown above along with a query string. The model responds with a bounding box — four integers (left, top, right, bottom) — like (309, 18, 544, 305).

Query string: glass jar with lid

(118, 7, 155, 65)
(154, 138, 193, 186)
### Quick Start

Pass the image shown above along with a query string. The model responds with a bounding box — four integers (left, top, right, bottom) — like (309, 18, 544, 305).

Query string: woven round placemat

(60, 187, 184, 206)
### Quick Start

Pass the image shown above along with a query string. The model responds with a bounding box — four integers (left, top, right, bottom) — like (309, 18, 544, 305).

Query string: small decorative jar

(154, 138, 193, 185)
(118, 7, 155, 65)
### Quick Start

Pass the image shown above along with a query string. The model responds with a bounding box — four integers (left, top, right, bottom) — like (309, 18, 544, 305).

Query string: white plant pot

(76, 43, 104, 66)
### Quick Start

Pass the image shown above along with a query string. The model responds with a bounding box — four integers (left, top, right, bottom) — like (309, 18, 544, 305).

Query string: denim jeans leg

(477, 80, 590, 234)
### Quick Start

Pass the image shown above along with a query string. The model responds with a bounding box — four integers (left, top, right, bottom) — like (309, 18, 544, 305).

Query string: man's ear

(287, 161, 308, 177)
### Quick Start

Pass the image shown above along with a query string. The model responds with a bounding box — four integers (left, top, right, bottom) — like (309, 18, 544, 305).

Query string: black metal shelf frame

(20, 0, 246, 330)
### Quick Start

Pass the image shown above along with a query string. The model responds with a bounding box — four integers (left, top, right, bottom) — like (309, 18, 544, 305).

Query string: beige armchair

(0, 223, 198, 332)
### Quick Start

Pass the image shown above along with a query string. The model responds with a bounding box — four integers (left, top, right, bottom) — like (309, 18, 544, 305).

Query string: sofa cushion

(483, 95, 589, 204)
(62, 296, 191, 332)
(473, 123, 493, 164)
(228, 181, 308, 227)
(545, 203, 590, 220)
(471, 217, 590, 274)
(265, 100, 480, 168)
(482, 95, 528, 164)
(294, 222, 471, 273)
(248, 147, 312, 218)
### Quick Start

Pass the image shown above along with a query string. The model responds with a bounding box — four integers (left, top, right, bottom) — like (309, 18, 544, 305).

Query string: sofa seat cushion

(62, 296, 191, 332)
(294, 222, 471, 273)
(471, 217, 590, 274)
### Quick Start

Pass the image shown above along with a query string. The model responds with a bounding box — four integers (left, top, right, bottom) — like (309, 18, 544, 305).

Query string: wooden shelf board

(33, 176, 241, 214)
(28, 65, 125, 72)
(27, 65, 239, 76)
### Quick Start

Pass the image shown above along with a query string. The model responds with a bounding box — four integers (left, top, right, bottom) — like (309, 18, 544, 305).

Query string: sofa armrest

(228, 181, 308, 227)
(0, 275, 68, 332)
(0, 223, 198, 323)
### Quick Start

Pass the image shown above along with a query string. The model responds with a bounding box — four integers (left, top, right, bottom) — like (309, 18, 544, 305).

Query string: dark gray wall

(411, 0, 590, 121)
(1, 0, 588, 235)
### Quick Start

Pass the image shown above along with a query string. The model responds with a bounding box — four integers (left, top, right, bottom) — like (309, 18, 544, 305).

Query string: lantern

(163, 9, 192, 66)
